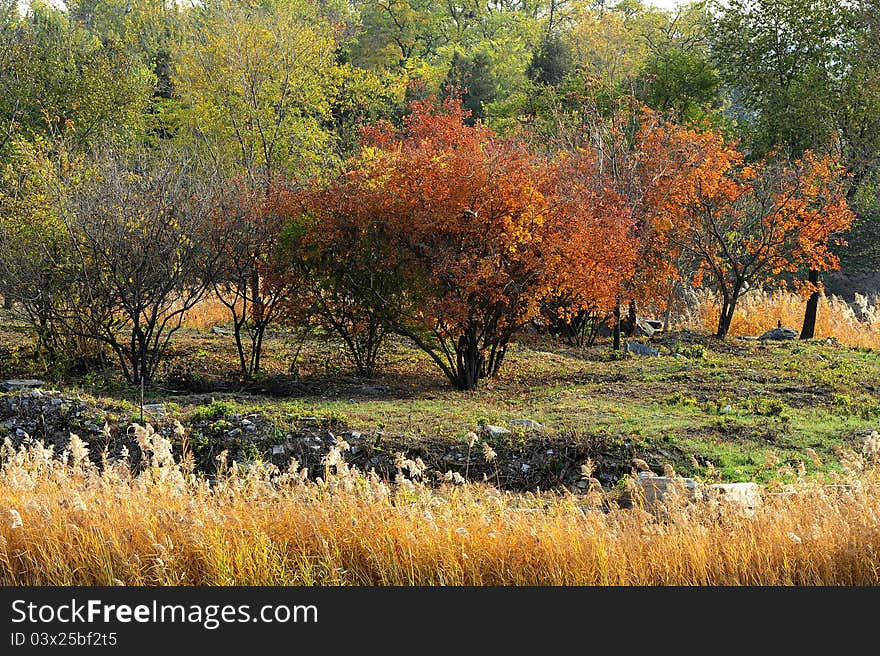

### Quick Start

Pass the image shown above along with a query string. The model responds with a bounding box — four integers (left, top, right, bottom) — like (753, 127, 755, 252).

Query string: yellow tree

(174, 0, 340, 378)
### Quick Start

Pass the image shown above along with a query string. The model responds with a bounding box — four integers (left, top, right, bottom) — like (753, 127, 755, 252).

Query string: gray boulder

(634, 471, 701, 505)
(484, 425, 511, 440)
(758, 327, 798, 341)
(509, 418, 543, 432)
(706, 482, 763, 513)
(1, 379, 46, 392)
(624, 341, 659, 357)
(632, 319, 656, 337)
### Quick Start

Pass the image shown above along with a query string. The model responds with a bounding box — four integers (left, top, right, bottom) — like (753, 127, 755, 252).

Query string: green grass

(2, 324, 878, 488)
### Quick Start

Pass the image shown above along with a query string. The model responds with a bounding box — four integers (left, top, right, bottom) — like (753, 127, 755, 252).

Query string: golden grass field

(2, 427, 880, 585)
(182, 288, 880, 350)
(685, 289, 880, 349)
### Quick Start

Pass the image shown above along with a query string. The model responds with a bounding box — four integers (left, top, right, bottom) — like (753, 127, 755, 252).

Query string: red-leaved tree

(655, 139, 854, 338)
(287, 97, 637, 389)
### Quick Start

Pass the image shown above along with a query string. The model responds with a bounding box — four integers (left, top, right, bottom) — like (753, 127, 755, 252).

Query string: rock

(643, 319, 663, 332)
(624, 341, 659, 357)
(634, 471, 701, 505)
(210, 326, 231, 335)
(484, 425, 511, 439)
(632, 320, 656, 337)
(509, 418, 543, 432)
(1, 379, 46, 392)
(142, 403, 166, 420)
(272, 445, 285, 455)
(758, 327, 798, 341)
(706, 482, 763, 512)
(227, 427, 243, 438)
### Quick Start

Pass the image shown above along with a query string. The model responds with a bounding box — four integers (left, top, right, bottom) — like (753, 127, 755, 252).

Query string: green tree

(174, 0, 341, 378)
(709, 0, 854, 339)
(0, 0, 154, 154)
(443, 50, 498, 122)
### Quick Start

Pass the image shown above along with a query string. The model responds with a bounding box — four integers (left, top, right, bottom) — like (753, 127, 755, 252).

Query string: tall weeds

(2, 429, 880, 585)
(685, 289, 880, 349)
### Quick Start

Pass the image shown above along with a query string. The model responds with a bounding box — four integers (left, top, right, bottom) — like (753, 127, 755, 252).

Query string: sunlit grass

(686, 289, 880, 349)
(2, 429, 880, 586)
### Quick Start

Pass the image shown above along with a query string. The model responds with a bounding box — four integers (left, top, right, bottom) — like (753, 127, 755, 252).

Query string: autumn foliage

(280, 97, 637, 389)
(271, 97, 855, 387)
(643, 128, 854, 338)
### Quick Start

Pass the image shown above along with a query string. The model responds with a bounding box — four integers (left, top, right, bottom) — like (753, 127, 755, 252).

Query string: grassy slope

(1, 315, 878, 488)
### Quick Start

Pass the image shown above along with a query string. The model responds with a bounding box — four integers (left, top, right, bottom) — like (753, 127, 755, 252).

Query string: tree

(274, 169, 412, 378)
(638, 2, 721, 123)
(710, 0, 853, 337)
(0, 139, 78, 364)
(0, 1, 154, 154)
(442, 50, 498, 123)
(527, 32, 574, 87)
(710, 0, 847, 159)
(48, 147, 224, 385)
(174, 0, 340, 378)
(209, 183, 296, 380)
(661, 139, 853, 338)
(294, 96, 635, 390)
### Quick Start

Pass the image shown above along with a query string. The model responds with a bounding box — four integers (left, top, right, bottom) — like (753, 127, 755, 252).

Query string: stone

(624, 341, 659, 357)
(634, 471, 701, 505)
(758, 327, 798, 341)
(706, 482, 763, 512)
(643, 319, 663, 331)
(1, 379, 46, 392)
(210, 326, 231, 335)
(272, 445, 285, 455)
(484, 425, 511, 439)
(509, 418, 543, 432)
(632, 320, 655, 337)
(142, 403, 166, 420)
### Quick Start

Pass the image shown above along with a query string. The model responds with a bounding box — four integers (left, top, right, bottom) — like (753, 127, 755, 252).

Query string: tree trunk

(612, 302, 621, 351)
(626, 299, 637, 336)
(717, 296, 731, 339)
(800, 269, 820, 340)
(717, 283, 744, 339)
(454, 329, 482, 391)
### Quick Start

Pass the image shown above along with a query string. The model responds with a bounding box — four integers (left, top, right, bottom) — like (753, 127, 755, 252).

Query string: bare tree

(48, 146, 225, 384)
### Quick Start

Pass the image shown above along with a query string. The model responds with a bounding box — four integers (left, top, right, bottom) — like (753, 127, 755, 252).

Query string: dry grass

(684, 289, 880, 349)
(179, 293, 238, 330)
(3, 427, 880, 586)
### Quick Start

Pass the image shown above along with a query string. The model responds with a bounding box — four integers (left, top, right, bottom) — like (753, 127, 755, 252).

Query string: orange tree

(287, 97, 636, 390)
(572, 101, 708, 347)
(656, 138, 854, 339)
